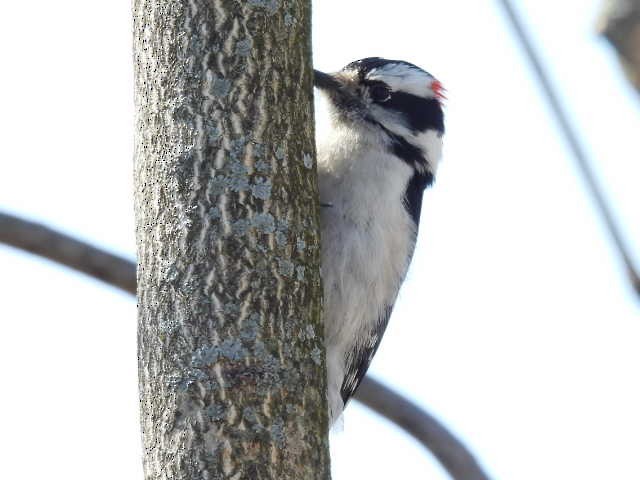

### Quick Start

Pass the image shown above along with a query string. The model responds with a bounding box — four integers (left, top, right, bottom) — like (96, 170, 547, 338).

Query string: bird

(313, 57, 446, 425)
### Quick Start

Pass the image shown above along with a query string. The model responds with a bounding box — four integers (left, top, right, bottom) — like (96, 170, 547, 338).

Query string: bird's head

(314, 57, 445, 176)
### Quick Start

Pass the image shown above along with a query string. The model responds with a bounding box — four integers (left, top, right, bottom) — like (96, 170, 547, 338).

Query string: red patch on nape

(431, 80, 447, 102)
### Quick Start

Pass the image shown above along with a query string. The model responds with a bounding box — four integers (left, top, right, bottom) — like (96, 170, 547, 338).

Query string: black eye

(370, 84, 391, 102)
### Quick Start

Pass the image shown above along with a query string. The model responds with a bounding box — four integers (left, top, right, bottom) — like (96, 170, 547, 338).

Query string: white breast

(317, 122, 417, 422)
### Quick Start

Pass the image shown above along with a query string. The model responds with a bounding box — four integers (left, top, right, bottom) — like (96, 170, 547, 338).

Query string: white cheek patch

(367, 105, 443, 173)
(415, 129, 443, 172)
(369, 103, 407, 129)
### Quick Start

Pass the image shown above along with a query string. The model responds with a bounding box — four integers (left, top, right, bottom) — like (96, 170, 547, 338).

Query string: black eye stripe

(369, 84, 391, 102)
(384, 92, 444, 134)
(343, 58, 444, 134)
(362, 80, 391, 101)
(360, 79, 444, 134)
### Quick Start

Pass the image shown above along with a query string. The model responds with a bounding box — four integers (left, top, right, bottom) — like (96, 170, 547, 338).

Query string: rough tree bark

(0, 210, 494, 480)
(133, 1, 330, 479)
(599, 0, 640, 95)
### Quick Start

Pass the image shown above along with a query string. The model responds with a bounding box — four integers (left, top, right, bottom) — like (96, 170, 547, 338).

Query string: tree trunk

(599, 0, 640, 95)
(132, 1, 330, 478)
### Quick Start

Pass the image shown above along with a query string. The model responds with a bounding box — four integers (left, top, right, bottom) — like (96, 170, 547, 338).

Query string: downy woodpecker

(313, 57, 445, 425)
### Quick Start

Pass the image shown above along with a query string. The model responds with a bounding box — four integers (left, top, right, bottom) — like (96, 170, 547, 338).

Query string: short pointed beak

(313, 69, 343, 93)
(313, 69, 361, 111)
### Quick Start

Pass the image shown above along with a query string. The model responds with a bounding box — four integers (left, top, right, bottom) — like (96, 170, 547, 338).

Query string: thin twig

(496, 0, 640, 297)
(0, 210, 492, 480)
(355, 377, 491, 480)
(0, 212, 136, 294)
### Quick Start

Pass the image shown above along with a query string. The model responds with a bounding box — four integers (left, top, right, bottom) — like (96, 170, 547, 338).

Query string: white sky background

(0, 1, 639, 479)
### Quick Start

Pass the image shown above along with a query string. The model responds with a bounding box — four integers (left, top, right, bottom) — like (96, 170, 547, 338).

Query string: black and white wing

(340, 305, 394, 405)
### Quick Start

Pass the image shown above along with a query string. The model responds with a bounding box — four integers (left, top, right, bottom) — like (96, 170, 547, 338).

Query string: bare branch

(355, 377, 491, 480)
(0, 211, 135, 294)
(496, 0, 640, 298)
(0, 210, 492, 480)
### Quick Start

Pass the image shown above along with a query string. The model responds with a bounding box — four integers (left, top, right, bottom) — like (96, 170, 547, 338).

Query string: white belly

(317, 143, 417, 422)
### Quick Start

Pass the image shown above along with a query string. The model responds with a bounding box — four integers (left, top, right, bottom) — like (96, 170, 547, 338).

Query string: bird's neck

(318, 130, 415, 225)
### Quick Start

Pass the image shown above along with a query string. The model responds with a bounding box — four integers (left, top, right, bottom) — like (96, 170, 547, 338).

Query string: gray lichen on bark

(133, 0, 330, 478)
